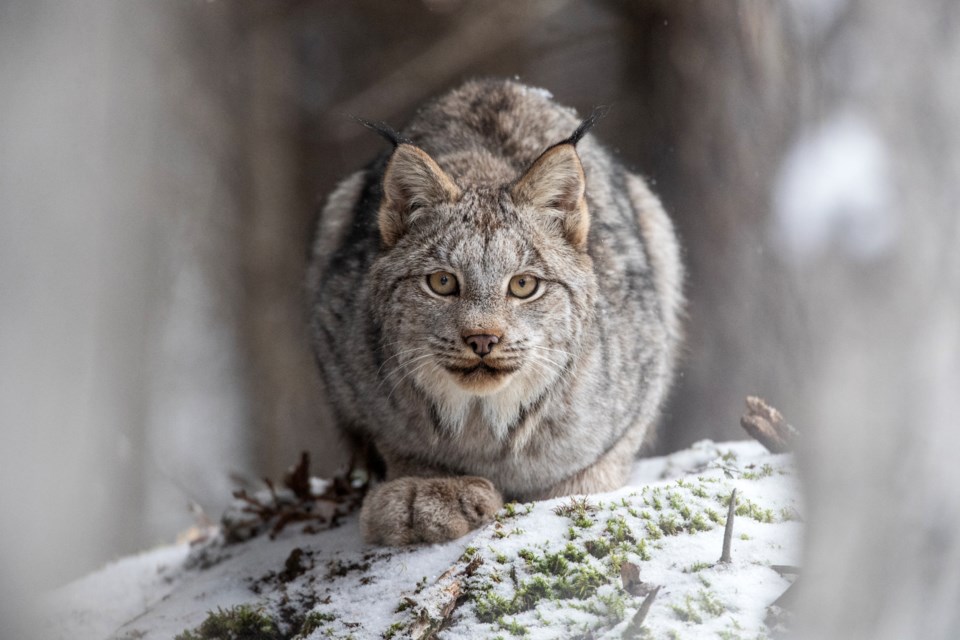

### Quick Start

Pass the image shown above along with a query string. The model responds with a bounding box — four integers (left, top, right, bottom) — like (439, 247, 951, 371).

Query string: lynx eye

(508, 274, 539, 299)
(427, 271, 459, 296)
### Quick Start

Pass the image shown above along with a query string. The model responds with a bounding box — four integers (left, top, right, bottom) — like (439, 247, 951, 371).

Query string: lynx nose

(464, 334, 500, 357)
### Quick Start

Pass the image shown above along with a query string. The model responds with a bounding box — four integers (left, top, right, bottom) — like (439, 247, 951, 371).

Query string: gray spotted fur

(307, 79, 684, 545)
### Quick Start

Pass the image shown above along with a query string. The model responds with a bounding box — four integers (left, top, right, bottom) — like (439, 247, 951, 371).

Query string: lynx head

(368, 137, 598, 430)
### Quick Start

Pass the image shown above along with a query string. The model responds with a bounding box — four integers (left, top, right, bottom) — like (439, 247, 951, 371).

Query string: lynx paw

(360, 476, 503, 545)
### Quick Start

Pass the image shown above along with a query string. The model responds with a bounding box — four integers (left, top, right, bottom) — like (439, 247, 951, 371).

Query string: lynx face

(368, 143, 597, 429)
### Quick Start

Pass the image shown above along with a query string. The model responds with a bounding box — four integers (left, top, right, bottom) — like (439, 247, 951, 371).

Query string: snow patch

(772, 111, 896, 263)
(44, 441, 801, 640)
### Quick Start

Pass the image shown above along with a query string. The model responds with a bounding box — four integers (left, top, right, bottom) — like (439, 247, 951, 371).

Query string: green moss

(475, 592, 515, 623)
(534, 551, 569, 577)
(671, 595, 703, 624)
(658, 514, 680, 536)
(514, 576, 552, 611)
(175, 605, 281, 640)
(382, 621, 405, 639)
(691, 485, 709, 498)
(684, 561, 712, 573)
(644, 521, 663, 540)
(667, 492, 685, 511)
(697, 589, 725, 617)
(605, 517, 634, 543)
(499, 617, 528, 636)
(704, 508, 723, 524)
(636, 539, 651, 561)
(561, 542, 586, 563)
(687, 512, 711, 533)
(584, 538, 611, 559)
(552, 564, 607, 599)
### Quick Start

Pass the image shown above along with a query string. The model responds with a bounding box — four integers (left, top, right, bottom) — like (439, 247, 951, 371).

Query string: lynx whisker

(376, 351, 436, 390)
(385, 357, 438, 402)
(375, 346, 430, 377)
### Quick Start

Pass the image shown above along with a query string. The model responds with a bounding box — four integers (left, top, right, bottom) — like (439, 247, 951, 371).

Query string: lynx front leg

(360, 476, 503, 545)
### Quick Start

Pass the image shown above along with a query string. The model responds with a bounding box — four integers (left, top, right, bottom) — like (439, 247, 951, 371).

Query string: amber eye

(508, 274, 539, 299)
(427, 271, 459, 296)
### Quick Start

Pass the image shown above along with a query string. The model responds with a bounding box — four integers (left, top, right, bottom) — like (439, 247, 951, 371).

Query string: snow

(44, 440, 800, 639)
(772, 111, 896, 263)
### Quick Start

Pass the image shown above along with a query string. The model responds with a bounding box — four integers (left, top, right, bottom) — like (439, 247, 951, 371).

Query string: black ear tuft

(352, 116, 413, 148)
(563, 105, 610, 146)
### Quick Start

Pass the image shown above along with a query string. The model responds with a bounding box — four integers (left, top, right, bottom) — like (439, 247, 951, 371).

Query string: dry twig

(719, 488, 737, 563)
(621, 585, 661, 638)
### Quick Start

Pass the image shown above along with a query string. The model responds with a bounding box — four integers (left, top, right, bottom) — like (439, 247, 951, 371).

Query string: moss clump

(175, 605, 281, 640)
(499, 617, 528, 636)
(472, 558, 608, 622)
(551, 563, 607, 600)
(561, 542, 586, 563)
(684, 561, 712, 573)
(584, 538, 611, 559)
(704, 508, 723, 524)
(670, 590, 726, 625)
(636, 539, 651, 561)
(670, 595, 703, 624)
(686, 512, 711, 533)
(293, 611, 336, 638)
(604, 517, 634, 543)
(514, 576, 552, 611)
(658, 515, 681, 536)
(644, 521, 663, 540)
(697, 589, 725, 616)
(382, 621, 405, 639)
(475, 591, 516, 623)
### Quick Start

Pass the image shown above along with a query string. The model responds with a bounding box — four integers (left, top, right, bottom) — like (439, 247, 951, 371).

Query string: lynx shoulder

(307, 79, 684, 545)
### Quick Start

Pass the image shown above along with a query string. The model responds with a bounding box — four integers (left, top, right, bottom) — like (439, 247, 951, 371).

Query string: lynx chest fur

(308, 79, 683, 545)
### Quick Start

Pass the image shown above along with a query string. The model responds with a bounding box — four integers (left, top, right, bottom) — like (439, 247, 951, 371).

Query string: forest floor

(44, 440, 800, 640)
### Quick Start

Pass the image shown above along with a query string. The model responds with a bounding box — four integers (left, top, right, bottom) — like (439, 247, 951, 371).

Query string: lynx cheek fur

(308, 79, 683, 546)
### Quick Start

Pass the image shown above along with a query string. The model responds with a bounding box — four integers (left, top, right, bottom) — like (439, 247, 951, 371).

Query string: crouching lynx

(308, 79, 683, 545)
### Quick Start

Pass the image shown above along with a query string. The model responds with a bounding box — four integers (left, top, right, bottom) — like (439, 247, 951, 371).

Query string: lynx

(308, 79, 683, 545)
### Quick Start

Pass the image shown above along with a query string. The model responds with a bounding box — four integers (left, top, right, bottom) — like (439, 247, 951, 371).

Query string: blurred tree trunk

(235, 6, 341, 483)
(606, 1, 813, 453)
(608, 1, 960, 637)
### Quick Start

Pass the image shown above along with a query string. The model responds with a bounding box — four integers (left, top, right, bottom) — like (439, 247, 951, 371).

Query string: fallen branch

(407, 556, 483, 640)
(740, 396, 799, 453)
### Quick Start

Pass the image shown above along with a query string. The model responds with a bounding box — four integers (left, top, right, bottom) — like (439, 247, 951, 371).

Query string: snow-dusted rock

(45, 441, 800, 639)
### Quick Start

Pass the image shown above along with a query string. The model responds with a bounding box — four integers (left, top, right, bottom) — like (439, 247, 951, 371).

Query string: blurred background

(2, 0, 958, 637)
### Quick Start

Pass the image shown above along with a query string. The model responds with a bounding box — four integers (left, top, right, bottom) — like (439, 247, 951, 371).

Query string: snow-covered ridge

(45, 440, 800, 640)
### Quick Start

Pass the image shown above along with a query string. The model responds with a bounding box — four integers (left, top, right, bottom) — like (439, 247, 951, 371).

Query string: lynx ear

(379, 144, 460, 247)
(512, 144, 589, 249)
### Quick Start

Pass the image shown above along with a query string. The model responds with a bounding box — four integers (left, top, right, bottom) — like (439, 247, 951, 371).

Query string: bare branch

(740, 396, 799, 453)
